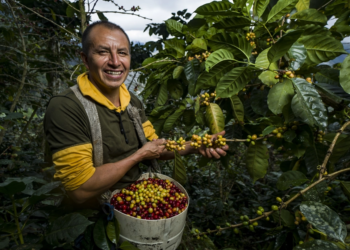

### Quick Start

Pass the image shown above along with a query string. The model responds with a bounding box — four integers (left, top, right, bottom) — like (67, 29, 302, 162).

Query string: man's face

(81, 26, 131, 91)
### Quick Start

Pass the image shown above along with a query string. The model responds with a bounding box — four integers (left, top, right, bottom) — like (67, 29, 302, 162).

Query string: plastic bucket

(110, 173, 189, 250)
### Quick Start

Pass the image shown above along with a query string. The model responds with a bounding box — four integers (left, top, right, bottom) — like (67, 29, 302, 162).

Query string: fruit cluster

(246, 32, 256, 41)
(188, 51, 211, 63)
(190, 134, 227, 149)
(314, 129, 325, 143)
(200, 92, 216, 106)
(165, 138, 186, 151)
(110, 178, 188, 220)
(294, 210, 307, 225)
(240, 215, 259, 232)
(275, 70, 295, 80)
(246, 134, 265, 146)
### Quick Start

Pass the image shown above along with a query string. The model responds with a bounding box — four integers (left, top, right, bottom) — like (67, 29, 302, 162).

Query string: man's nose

(109, 52, 121, 67)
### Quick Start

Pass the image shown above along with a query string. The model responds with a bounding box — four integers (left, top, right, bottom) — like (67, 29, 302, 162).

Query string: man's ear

(80, 52, 89, 70)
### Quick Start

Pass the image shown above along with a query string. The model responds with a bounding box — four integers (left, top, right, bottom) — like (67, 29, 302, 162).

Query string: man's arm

(68, 139, 166, 204)
(158, 131, 229, 160)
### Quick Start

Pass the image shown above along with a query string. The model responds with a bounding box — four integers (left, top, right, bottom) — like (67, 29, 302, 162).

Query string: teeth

(107, 71, 122, 75)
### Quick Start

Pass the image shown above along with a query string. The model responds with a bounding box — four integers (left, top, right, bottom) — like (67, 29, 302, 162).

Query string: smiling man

(44, 21, 228, 208)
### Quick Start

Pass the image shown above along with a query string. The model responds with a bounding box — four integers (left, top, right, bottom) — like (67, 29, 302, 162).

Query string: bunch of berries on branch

(165, 138, 186, 151)
(110, 178, 188, 220)
(190, 134, 227, 149)
(200, 92, 216, 106)
(188, 51, 211, 63)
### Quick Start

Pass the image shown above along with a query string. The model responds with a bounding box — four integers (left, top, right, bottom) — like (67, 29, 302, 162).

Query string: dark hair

(81, 21, 131, 55)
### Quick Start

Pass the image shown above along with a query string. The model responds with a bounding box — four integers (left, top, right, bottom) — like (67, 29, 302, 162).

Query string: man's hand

(198, 131, 229, 159)
(137, 139, 166, 160)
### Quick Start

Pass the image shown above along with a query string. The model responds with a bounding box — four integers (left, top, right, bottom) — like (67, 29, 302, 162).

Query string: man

(44, 21, 228, 207)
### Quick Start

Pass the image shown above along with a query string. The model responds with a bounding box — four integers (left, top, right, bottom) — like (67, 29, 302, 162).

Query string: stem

(262, 24, 275, 43)
(127, 72, 137, 91)
(79, 0, 87, 34)
(318, 121, 350, 180)
(16, 107, 38, 146)
(12, 198, 24, 244)
(130, 58, 180, 72)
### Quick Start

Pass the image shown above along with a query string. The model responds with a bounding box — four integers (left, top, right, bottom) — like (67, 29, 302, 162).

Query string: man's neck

(88, 75, 121, 108)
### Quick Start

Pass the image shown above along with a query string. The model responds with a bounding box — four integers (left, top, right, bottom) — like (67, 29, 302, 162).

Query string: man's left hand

(197, 130, 229, 159)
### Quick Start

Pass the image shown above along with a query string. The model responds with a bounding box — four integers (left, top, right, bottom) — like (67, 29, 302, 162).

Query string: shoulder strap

(126, 103, 161, 174)
(70, 85, 103, 168)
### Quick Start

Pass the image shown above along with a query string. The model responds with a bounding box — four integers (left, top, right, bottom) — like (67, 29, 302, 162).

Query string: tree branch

(91, 11, 152, 20)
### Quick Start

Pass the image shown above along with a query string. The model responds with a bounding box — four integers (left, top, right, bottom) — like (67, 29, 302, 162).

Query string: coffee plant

(1, 0, 350, 249)
(136, 0, 350, 249)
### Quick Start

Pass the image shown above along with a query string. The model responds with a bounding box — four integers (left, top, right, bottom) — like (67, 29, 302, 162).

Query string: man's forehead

(89, 26, 129, 46)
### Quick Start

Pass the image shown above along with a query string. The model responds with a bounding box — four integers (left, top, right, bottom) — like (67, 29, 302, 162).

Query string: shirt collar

(77, 72, 130, 112)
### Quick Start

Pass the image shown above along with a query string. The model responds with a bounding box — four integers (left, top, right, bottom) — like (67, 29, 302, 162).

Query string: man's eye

(99, 51, 108, 54)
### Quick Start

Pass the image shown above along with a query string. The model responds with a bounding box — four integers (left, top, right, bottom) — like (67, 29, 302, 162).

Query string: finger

(210, 148, 220, 159)
(155, 138, 166, 145)
(217, 130, 226, 136)
(216, 148, 227, 157)
(199, 148, 208, 158)
(221, 145, 229, 151)
(206, 147, 212, 158)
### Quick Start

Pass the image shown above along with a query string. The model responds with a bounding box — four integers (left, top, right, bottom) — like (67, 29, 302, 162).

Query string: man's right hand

(137, 139, 166, 160)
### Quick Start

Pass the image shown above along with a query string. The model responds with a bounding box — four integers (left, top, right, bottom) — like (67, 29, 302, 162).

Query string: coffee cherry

(251, 134, 257, 140)
(257, 210, 263, 215)
(308, 229, 314, 234)
(243, 221, 249, 226)
(271, 205, 279, 211)
(252, 222, 258, 226)
(276, 197, 282, 203)
(265, 216, 270, 221)
(234, 228, 240, 234)
(299, 241, 304, 245)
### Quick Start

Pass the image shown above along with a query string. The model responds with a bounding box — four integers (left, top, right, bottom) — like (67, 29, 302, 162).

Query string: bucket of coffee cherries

(110, 174, 188, 220)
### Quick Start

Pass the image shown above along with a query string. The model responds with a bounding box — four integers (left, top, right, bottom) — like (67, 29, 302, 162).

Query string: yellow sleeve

(142, 120, 158, 141)
(53, 143, 95, 191)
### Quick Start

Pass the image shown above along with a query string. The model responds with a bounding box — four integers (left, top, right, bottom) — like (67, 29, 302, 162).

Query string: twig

(279, 17, 285, 68)
(70, 64, 81, 80)
(262, 24, 275, 43)
(16, 107, 38, 146)
(62, 0, 80, 12)
(127, 72, 138, 91)
(0, 147, 10, 158)
(15, 2, 79, 40)
(91, 11, 152, 20)
(130, 58, 180, 72)
(318, 121, 350, 180)
(226, 134, 274, 142)
(317, 0, 335, 10)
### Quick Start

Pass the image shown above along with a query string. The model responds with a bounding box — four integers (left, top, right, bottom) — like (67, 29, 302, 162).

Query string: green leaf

(208, 33, 252, 61)
(165, 19, 183, 37)
(245, 142, 269, 183)
(340, 54, 350, 94)
(46, 213, 93, 246)
(66, 5, 75, 18)
(106, 218, 120, 245)
(190, 38, 207, 53)
(168, 80, 183, 100)
(266, 0, 299, 23)
(340, 181, 350, 200)
(216, 67, 253, 98)
(251, 88, 269, 116)
(195, 98, 205, 126)
(297, 24, 332, 37)
(329, 135, 350, 164)
(315, 83, 350, 102)
(303, 182, 327, 201)
(196, 62, 235, 93)
(255, 48, 278, 70)
(0, 223, 17, 234)
(173, 66, 184, 79)
(50, 8, 56, 21)
(294, 240, 340, 250)
(254, 0, 269, 17)
(205, 49, 235, 72)
(163, 106, 186, 132)
(164, 39, 185, 58)
(142, 57, 156, 67)
(276, 171, 308, 190)
(93, 217, 110, 250)
(120, 241, 139, 250)
(304, 144, 327, 175)
(267, 80, 295, 115)
(213, 16, 251, 30)
(173, 150, 187, 185)
(0, 177, 46, 195)
(291, 9, 327, 25)
(295, 0, 310, 11)
(268, 30, 303, 64)
(156, 82, 168, 106)
(279, 209, 295, 227)
(288, 42, 307, 71)
(262, 125, 276, 136)
(300, 201, 347, 243)
(184, 59, 200, 96)
(96, 11, 108, 21)
(259, 71, 279, 86)
(205, 103, 225, 134)
(291, 78, 327, 129)
(195, 1, 235, 16)
(300, 35, 347, 65)
(229, 96, 244, 123)
(0, 237, 9, 249)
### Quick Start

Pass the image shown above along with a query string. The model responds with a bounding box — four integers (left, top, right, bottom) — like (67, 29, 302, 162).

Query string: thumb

(217, 130, 226, 136)
(155, 138, 166, 145)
